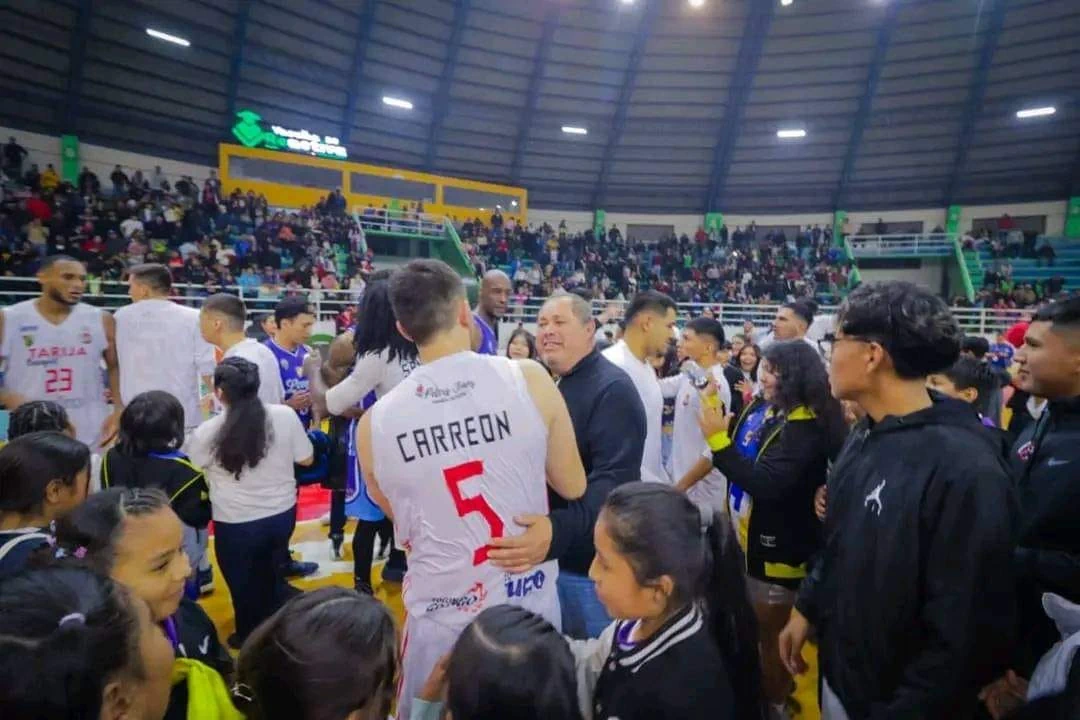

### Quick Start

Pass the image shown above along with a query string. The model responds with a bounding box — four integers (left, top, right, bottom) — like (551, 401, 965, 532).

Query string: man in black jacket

(1009, 296, 1080, 672)
(780, 281, 1016, 719)
(489, 292, 645, 638)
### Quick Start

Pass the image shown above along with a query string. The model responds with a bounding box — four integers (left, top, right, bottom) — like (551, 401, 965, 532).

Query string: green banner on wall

(833, 210, 847, 246)
(60, 135, 79, 184)
(594, 209, 605, 240)
(946, 205, 962, 236)
(704, 212, 724, 234)
(1066, 197, 1080, 239)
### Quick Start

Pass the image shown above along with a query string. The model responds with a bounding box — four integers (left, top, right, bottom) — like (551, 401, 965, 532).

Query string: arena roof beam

(944, 0, 1009, 206)
(833, 1, 902, 210)
(704, 1, 775, 213)
(510, 8, 560, 186)
(60, 0, 93, 132)
(342, 0, 381, 147)
(224, 0, 252, 130)
(593, 1, 660, 208)
(424, 0, 471, 171)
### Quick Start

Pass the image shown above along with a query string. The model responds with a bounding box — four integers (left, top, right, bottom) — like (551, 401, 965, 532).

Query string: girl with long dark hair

(506, 327, 538, 361)
(575, 483, 766, 720)
(700, 339, 847, 715)
(185, 357, 313, 646)
(309, 274, 417, 593)
(0, 431, 90, 579)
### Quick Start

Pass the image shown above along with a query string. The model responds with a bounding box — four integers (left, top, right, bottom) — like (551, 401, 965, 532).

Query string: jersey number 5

(45, 367, 73, 394)
(443, 460, 504, 565)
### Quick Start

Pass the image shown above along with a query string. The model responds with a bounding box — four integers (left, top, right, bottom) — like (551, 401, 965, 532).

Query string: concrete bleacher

(970, 237, 1080, 290)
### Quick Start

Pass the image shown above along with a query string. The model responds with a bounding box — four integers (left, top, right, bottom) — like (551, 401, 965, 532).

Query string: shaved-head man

(472, 269, 511, 354)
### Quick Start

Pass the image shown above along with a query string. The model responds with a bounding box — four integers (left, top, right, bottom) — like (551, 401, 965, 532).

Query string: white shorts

(396, 614, 462, 720)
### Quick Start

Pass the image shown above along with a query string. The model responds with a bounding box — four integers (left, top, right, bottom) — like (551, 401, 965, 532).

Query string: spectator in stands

(3, 136, 28, 180)
(109, 165, 128, 197)
(77, 166, 100, 196)
(40, 164, 59, 193)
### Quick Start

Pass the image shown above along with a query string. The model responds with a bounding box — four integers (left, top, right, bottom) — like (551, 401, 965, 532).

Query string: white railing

(353, 207, 445, 237)
(0, 278, 1029, 336)
(847, 233, 956, 257)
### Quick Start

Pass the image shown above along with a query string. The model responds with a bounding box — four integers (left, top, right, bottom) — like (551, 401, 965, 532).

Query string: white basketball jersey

(370, 352, 559, 629)
(1, 301, 109, 447)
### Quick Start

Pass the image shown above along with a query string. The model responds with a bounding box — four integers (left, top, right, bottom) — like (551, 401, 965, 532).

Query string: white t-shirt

(669, 365, 732, 514)
(325, 348, 419, 416)
(603, 340, 668, 484)
(115, 299, 216, 429)
(223, 338, 285, 405)
(185, 404, 313, 524)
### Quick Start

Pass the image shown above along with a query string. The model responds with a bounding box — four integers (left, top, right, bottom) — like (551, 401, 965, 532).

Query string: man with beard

(0, 255, 121, 449)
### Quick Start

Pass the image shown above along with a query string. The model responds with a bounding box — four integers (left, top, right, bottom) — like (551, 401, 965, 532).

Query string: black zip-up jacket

(796, 396, 1016, 719)
(1010, 394, 1080, 670)
(710, 398, 841, 588)
(102, 450, 210, 529)
(546, 349, 646, 575)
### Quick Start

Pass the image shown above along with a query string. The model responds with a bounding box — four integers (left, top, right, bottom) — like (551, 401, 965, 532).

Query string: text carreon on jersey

(395, 410, 512, 463)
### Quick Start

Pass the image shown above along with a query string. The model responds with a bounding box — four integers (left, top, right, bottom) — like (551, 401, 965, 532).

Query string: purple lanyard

(162, 616, 179, 650)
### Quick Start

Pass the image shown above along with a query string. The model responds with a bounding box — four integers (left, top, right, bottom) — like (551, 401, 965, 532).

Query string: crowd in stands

(0, 136, 373, 309)
(459, 210, 855, 307)
(959, 228, 1071, 310)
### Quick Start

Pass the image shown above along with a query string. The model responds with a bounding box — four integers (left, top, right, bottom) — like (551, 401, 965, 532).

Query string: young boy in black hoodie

(779, 281, 1016, 719)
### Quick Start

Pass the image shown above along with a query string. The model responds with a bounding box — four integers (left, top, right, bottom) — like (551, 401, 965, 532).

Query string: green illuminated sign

(231, 110, 347, 160)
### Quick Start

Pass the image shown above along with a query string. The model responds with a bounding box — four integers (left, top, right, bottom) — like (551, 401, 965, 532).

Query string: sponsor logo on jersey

(22, 334, 33, 348)
(280, 358, 290, 370)
(505, 569, 546, 599)
(78, 328, 92, 345)
(425, 581, 487, 614)
(17, 324, 39, 333)
(26, 345, 89, 365)
(413, 379, 476, 404)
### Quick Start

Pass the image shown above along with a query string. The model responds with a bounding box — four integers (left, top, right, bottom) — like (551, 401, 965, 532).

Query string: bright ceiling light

(781, 0, 793, 5)
(1016, 106, 1055, 119)
(146, 28, 190, 47)
(561, 125, 588, 135)
(620, 0, 634, 4)
(777, 128, 807, 139)
(382, 96, 413, 110)
(688, 0, 705, 6)
(511, 200, 518, 207)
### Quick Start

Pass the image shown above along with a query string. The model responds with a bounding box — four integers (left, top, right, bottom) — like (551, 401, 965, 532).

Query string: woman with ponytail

(572, 482, 766, 720)
(185, 357, 313, 647)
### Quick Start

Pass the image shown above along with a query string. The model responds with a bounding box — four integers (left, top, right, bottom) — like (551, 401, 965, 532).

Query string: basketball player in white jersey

(669, 317, 732, 514)
(0, 255, 121, 449)
(198, 293, 284, 405)
(115, 264, 216, 432)
(356, 259, 586, 719)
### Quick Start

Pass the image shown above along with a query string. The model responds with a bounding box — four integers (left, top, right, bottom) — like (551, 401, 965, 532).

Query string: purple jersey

(264, 339, 311, 428)
(474, 312, 498, 355)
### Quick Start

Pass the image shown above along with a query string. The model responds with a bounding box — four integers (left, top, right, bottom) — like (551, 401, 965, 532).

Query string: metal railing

(847, 233, 956, 257)
(0, 277, 1029, 336)
(354, 207, 445, 237)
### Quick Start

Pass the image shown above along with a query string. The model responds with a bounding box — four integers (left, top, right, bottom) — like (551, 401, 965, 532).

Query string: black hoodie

(797, 395, 1016, 719)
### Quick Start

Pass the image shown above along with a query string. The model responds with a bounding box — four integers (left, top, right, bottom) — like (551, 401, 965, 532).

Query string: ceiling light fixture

(777, 128, 807, 139)
(781, 0, 793, 5)
(1016, 106, 1055, 119)
(561, 125, 588, 135)
(511, 200, 518, 207)
(688, 0, 705, 7)
(620, 0, 635, 4)
(382, 96, 413, 110)
(146, 28, 190, 47)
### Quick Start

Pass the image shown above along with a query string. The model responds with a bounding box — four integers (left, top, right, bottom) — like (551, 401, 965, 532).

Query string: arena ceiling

(2, 0, 1079, 214)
